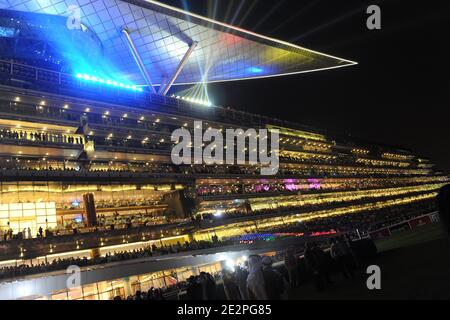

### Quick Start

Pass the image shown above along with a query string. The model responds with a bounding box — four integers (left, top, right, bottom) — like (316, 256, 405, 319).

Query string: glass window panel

(23, 203, 35, 209)
(51, 290, 68, 300)
(82, 284, 98, 297)
(10, 203, 22, 211)
(36, 216, 47, 224)
(35, 203, 46, 209)
(67, 287, 83, 300)
(10, 210, 22, 218)
(46, 202, 56, 209)
(23, 210, 35, 217)
(46, 216, 57, 223)
(36, 209, 47, 216)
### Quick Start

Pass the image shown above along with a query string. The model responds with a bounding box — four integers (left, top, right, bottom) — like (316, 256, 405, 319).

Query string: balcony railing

(0, 59, 327, 134)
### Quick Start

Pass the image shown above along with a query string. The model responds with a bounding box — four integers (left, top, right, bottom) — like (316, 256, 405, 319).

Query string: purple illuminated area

(254, 184, 270, 192)
(283, 179, 322, 191)
(284, 179, 298, 191)
(308, 179, 322, 190)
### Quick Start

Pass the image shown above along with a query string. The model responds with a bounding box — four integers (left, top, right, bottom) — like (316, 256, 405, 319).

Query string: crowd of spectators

(0, 194, 435, 244)
(280, 154, 353, 166)
(0, 128, 84, 145)
(117, 288, 167, 300)
(0, 211, 188, 242)
(115, 239, 355, 301)
(116, 256, 289, 301)
(0, 198, 437, 282)
(196, 179, 437, 198)
(252, 201, 435, 239)
(0, 239, 230, 280)
(198, 197, 436, 226)
(0, 150, 430, 180)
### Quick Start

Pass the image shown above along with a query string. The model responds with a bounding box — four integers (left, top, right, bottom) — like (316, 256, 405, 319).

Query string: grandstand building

(0, 0, 448, 299)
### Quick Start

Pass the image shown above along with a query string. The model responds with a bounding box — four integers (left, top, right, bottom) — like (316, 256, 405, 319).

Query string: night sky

(159, 0, 449, 173)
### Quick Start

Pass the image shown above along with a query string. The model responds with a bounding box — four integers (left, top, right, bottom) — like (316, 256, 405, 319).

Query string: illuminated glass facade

(0, 2, 447, 301)
(0, 181, 182, 236)
(0, 202, 57, 238)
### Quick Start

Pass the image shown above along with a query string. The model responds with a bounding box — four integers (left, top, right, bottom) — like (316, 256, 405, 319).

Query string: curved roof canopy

(0, 0, 357, 86)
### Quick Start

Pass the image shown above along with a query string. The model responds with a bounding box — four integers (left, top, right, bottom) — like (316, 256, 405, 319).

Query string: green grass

(374, 223, 446, 253)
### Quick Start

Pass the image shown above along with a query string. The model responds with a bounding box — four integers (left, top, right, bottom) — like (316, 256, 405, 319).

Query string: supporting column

(123, 277, 133, 297)
(122, 28, 157, 94)
(83, 193, 97, 227)
(158, 76, 168, 95)
(161, 41, 198, 95)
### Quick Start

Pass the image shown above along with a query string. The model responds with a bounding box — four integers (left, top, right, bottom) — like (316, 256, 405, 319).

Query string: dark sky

(159, 0, 450, 173)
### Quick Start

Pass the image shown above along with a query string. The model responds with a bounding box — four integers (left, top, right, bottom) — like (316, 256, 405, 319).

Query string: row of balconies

(0, 59, 317, 132)
(0, 166, 433, 183)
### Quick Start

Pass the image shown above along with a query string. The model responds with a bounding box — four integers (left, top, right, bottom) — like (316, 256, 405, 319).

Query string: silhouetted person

(284, 247, 299, 289)
(330, 237, 354, 279)
(135, 290, 142, 300)
(437, 184, 450, 241)
(247, 255, 268, 300)
(222, 269, 241, 300)
(304, 242, 333, 291)
(200, 272, 216, 300)
(234, 266, 249, 300)
(262, 256, 288, 300)
(186, 276, 202, 300)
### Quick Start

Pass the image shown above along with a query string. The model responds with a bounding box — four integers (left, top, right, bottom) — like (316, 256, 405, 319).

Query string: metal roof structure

(0, 0, 357, 87)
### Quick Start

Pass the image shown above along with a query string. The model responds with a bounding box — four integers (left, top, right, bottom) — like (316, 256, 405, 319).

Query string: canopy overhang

(0, 0, 357, 86)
